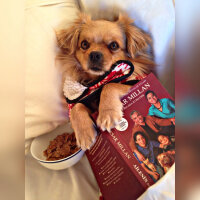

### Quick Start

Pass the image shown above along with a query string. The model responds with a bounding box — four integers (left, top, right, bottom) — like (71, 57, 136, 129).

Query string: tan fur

(97, 83, 131, 132)
(117, 14, 152, 58)
(70, 103, 97, 149)
(56, 13, 155, 150)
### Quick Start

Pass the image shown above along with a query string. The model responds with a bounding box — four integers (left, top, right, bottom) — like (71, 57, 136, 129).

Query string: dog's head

(157, 153, 175, 168)
(57, 13, 151, 77)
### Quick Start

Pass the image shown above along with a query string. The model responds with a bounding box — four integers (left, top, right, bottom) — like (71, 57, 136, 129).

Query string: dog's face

(157, 153, 174, 167)
(57, 13, 151, 77)
(76, 20, 126, 76)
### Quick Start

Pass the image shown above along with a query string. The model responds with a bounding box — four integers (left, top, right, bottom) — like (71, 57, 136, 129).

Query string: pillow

(25, 0, 79, 143)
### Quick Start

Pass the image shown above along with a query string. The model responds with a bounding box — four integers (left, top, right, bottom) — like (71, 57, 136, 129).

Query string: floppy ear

(117, 14, 152, 58)
(56, 13, 91, 55)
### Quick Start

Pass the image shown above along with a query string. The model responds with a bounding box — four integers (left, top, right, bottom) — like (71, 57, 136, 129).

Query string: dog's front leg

(71, 103, 97, 150)
(97, 83, 132, 132)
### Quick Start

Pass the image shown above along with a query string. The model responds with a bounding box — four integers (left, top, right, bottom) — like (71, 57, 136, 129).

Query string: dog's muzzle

(88, 51, 103, 71)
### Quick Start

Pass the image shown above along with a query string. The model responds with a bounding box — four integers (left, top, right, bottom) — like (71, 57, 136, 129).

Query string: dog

(157, 152, 175, 173)
(56, 13, 155, 150)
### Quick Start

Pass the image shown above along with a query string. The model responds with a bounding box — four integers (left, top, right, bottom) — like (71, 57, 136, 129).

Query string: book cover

(86, 73, 175, 200)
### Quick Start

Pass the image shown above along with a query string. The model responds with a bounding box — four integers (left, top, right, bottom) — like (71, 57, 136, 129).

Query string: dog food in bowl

(43, 133, 80, 161)
(31, 123, 85, 170)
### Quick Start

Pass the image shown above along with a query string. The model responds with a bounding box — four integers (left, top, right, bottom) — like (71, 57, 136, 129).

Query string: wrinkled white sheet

(26, 152, 99, 200)
(25, 0, 175, 200)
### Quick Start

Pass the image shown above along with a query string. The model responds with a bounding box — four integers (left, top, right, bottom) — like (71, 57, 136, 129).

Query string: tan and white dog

(56, 13, 155, 150)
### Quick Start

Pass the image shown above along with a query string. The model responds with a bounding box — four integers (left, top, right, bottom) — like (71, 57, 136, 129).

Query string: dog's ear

(117, 14, 151, 58)
(56, 13, 91, 55)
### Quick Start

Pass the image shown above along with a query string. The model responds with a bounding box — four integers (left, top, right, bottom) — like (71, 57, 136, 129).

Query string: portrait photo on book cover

(129, 90, 175, 182)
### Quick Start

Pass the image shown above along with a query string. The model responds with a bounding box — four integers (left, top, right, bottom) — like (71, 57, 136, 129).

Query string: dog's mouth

(88, 69, 105, 76)
(88, 64, 105, 76)
(86, 60, 112, 76)
(90, 67, 102, 72)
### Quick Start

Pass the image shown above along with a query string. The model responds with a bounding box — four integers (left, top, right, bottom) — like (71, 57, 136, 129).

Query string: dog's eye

(81, 40, 90, 50)
(108, 41, 119, 51)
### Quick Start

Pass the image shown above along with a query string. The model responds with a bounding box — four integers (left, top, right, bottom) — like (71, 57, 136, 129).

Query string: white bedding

(25, 0, 175, 199)
(26, 153, 99, 200)
(25, 0, 78, 146)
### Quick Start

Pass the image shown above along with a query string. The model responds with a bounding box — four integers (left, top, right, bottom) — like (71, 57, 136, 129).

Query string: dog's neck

(69, 62, 101, 86)
(59, 53, 101, 86)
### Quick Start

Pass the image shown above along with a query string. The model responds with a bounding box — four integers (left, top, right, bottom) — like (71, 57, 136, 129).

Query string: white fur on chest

(63, 77, 87, 101)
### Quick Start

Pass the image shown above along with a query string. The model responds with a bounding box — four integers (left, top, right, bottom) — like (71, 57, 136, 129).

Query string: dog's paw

(73, 119, 97, 151)
(70, 103, 97, 151)
(97, 108, 123, 132)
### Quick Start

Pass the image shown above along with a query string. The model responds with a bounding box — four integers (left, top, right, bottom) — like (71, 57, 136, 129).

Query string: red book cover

(86, 73, 175, 200)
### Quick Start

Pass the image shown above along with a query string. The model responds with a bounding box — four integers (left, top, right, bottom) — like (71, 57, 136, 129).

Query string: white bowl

(30, 123, 85, 170)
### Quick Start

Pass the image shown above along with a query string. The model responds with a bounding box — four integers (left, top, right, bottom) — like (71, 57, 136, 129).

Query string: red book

(86, 73, 175, 200)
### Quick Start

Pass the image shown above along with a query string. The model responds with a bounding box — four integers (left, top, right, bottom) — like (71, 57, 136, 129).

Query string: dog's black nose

(89, 51, 103, 63)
